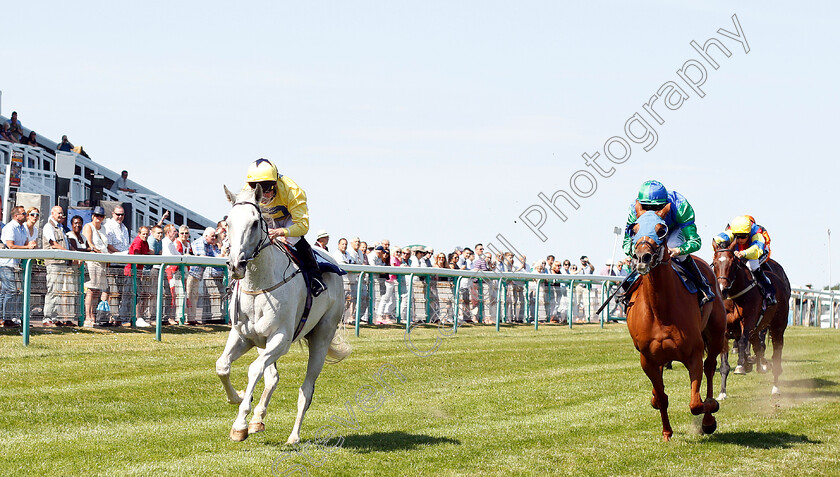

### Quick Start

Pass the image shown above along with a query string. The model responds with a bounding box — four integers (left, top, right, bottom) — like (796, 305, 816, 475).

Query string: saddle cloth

(314, 253, 347, 276)
(670, 261, 698, 294)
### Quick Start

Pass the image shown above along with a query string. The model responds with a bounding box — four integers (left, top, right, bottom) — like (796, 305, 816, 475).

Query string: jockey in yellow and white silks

(245, 158, 326, 296)
(713, 215, 776, 305)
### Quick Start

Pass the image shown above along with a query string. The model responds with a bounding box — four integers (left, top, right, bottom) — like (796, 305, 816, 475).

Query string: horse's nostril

(641, 253, 652, 264)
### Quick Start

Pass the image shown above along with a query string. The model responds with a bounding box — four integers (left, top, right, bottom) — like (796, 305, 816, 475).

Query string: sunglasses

(114, 213, 125, 216)
(29, 213, 39, 217)
(733, 233, 749, 239)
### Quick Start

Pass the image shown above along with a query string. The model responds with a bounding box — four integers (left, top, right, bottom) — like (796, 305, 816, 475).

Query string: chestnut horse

(626, 208, 726, 441)
(712, 243, 790, 397)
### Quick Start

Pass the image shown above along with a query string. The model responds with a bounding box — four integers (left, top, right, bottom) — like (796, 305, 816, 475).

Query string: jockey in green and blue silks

(623, 180, 714, 305)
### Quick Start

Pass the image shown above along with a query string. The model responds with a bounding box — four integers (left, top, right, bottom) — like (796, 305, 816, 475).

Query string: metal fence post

(405, 273, 415, 333)
(180, 264, 187, 324)
(453, 276, 461, 333)
(354, 272, 366, 337)
(496, 278, 504, 332)
(21, 259, 33, 346)
(78, 262, 86, 327)
(478, 279, 484, 323)
(131, 264, 138, 327)
(223, 272, 230, 324)
(155, 261, 165, 341)
(534, 279, 541, 330)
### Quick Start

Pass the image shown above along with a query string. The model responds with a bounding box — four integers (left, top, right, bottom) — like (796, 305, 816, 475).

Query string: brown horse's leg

(702, 348, 721, 434)
(641, 355, 672, 441)
(684, 353, 706, 416)
(770, 328, 784, 395)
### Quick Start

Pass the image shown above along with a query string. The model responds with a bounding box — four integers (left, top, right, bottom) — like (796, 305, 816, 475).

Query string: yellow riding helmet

(730, 215, 752, 235)
(246, 158, 279, 183)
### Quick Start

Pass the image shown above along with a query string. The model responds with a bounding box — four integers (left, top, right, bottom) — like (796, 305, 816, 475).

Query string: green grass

(1, 323, 839, 476)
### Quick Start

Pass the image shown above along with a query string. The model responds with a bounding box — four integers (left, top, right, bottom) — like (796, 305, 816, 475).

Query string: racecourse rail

(0, 249, 836, 346)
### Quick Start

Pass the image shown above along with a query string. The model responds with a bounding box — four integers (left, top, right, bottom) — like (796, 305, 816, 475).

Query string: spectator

(6, 111, 23, 141)
(216, 225, 229, 257)
(332, 237, 358, 324)
(186, 227, 218, 324)
(57, 135, 75, 152)
(457, 247, 474, 323)
(42, 206, 74, 326)
(314, 229, 329, 251)
(126, 226, 152, 326)
(371, 245, 394, 324)
(24, 207, 40, 245)
(148, 225, 164, 313)
(397, 247, 412, 322)
(104, 205, 131, 321)
(511, 254, 529, 323)
(601, 259, 619, 276)
(574, 257, 594, 323)
(19, 131, 40, 147)
(1, 123, 16, 142)
(0, 206, 35, 326)
(82, 206, 111, 326)
(111, 170, 137, 194)
(177, 225, 193, 255)
(203, 231, 226, 322)
(350, 237, 368, 319)
(162, 224, 184, 325)
(66, 215, 90, 252)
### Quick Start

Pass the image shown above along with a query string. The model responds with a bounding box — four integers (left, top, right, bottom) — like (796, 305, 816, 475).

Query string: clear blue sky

(1, 1, 837, 288)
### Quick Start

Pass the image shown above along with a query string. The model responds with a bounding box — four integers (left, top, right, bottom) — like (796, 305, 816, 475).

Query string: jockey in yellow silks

(713, 215, 776, 305)
(245, 158, 326, 296)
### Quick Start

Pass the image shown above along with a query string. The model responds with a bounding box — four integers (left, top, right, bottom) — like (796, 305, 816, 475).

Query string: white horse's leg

(249, 362, 280, 434)
(216, 329, 253, 404)
(231, 332, 291, 441)
(287, 312, 339, 445)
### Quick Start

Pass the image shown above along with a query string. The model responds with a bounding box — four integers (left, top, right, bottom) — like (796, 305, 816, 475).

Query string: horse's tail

(325, 333, 352, 364)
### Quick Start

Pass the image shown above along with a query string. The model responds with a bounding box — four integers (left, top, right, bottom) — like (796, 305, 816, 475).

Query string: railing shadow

(338, 431, 460, 453)
(708, 431, 820, 448)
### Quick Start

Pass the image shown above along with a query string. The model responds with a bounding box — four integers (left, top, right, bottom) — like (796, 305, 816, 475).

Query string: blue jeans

(0, 266, 17, 321)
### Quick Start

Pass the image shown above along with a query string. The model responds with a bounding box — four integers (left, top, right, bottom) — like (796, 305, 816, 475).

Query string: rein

(232, 200, 275, 263)
(713, 249, 756, 300)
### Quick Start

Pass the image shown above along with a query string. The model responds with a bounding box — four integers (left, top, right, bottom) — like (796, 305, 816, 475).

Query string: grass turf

(1, 323, 839, 476)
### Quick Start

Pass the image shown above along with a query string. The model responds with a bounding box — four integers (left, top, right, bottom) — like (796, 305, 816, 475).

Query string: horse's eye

(656, 225, 668, 240)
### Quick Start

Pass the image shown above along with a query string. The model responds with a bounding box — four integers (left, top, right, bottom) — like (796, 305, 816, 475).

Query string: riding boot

(293, 238, 327, 297)
(752, 267, 777, 306)
(680, 257, 714, 306)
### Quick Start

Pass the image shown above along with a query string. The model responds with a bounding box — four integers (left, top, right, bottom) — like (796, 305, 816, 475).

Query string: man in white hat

(314, 229, 329, 252)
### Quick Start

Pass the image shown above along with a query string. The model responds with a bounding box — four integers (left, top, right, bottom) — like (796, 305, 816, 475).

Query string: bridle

(228, 199, 300, 295)
(231, 200, 276, 263)
(713, 248, 756, 299)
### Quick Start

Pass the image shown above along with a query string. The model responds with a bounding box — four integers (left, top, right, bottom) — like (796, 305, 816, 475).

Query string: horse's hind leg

(749, 327, 769, 374)
(249, 362, 280, 434)
(718, 340, 730, 400)
(287, 312, 339, 445)
(216, 330, 253, 405)
(734, 333, 749, 374)
(770, 327, 785, 396)
(640, 355, 672, 441)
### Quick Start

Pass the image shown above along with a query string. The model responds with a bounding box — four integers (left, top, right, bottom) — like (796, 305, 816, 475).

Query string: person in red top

(125, 227, 152, 323)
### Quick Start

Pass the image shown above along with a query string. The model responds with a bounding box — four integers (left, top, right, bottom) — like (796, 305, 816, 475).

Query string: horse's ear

(655, 202, 671, 219)
(223, 185, 237, 205)
(633, 200, 644, 218)
(253, 183, 263, 203)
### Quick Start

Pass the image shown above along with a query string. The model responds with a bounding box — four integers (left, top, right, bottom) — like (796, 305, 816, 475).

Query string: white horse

(217, 184, 350, 443)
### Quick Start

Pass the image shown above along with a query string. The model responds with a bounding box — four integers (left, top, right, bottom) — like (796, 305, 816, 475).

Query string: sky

(1, 1, 837, 289)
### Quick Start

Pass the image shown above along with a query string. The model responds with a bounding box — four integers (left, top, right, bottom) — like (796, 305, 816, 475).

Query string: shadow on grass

(709, 431, 820, 448)
(262, 431, 459, 452)
(20, 323, 230, 336)
(340, 431, 460, 452)
(782, 377, 838, 389)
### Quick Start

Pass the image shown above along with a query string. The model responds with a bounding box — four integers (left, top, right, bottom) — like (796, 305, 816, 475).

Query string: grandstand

(0, 110, 214, 235)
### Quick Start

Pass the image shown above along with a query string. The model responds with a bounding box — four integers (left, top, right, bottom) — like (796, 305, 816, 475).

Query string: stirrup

(311, 277, 327, 297)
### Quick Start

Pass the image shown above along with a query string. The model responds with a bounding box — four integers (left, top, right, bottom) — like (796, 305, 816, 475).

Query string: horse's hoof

(286, 435, 300, 445)
(771, 386, 781, 396)
(662, 432, 672, 442)
(717, 392, 727, 401)
(757, 364, 768, 374)
(230, 427, 249, 442)
(733, 365, 746, 375)
(248, 422, 265, 434)
(702, 419, 717, 435)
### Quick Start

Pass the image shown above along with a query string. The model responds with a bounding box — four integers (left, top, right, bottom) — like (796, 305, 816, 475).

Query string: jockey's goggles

(248, 181, 276, 193)
(733, 233, 749, 239)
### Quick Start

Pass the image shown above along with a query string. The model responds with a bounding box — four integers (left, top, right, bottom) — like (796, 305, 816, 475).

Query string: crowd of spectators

(328, 233, 633, 327)
(0, 201, 229, 328)
(2, 111, 90, 158)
